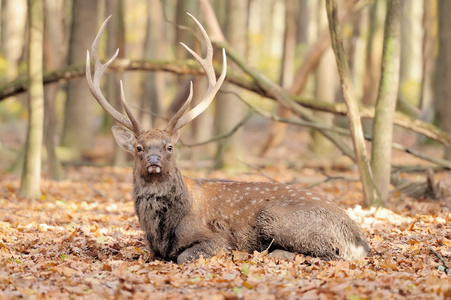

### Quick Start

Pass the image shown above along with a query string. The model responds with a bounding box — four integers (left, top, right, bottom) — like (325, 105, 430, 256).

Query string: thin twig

(204, 112, 253, 174)
(160, 1, 203, 50)
(235, 159, 278, 183)
(179, 106, 254, 148)
(365, 135, 451, 170)
(130, 104, 168, 122)
(306, 170, 359, 188)
(0, 208, 30, 218)
(224, 89, 350, 134)
(88, 185, 106, 198)
(262, 239, 275, 255)
(429, 247, 451, 275)
(392, 165, 447, 173)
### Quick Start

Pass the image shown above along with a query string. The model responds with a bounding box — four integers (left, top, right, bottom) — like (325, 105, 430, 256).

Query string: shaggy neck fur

(132, 164, 190, 261)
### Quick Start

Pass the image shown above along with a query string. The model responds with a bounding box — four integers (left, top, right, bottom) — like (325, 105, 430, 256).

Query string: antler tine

(165, 13, 227, 135)
(120, 80, 145, 134)
(181, 13, 215, 87)
(165, 81, 194, 133)
(86, 16, 143, 135)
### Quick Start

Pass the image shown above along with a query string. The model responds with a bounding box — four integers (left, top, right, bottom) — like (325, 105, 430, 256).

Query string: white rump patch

(343, 244, 368, 260)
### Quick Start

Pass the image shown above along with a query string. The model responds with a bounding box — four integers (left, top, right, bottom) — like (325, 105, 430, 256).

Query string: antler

(86, 14, 226, 137)
(86, 16, 144, 135)
(165, 13, 227, 135)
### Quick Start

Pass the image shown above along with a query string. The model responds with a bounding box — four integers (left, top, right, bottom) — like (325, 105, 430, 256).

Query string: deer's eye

(166, 144, 173, 152)
(136, 145, 143, 152)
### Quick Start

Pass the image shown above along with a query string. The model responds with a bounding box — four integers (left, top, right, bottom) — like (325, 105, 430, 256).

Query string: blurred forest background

(0, 0, 450, 202)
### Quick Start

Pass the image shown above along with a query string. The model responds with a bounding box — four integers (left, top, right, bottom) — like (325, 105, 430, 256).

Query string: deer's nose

(147, 155, 161, 166)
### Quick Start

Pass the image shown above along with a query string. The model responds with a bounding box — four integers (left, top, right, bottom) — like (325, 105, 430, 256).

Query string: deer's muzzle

(146, 155, 162, 174)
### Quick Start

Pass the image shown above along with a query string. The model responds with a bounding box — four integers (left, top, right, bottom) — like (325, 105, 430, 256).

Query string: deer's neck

(132, 166, 191, 260)
(132, 164, 191, 207)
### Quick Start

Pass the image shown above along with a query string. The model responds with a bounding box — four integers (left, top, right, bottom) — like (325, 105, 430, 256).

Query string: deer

(86, 14, 370, 264)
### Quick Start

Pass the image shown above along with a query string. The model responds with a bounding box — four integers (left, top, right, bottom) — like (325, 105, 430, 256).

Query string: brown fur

(88, 15, 369, 264)
(113, 127, 370, 263)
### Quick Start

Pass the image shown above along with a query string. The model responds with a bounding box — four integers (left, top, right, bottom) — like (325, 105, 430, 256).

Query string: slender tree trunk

(104, 0, 127, 166)
(169, 0, 199, 142)
(398, 0, 422, 108)
(326, 0, 382, 207)
(260, 0, 357, 156)
(214, 0, 248, 169)
(43, 0, 64, 181)
(309, 0, 336, 156)
(370, 0, 403, 203)
(435, 0, 451, 159)
(61, 0, 98, 154)
(259, 0, 298, 157)
(259, 0, 308, 157)
(361, 0, 385, 133)
(279, 0, 297, 90)
(419, 0, 436, 125)
(0, 0, 27, 81)
(19, 0, 44, 199)
(175, 1, 191, 73)
(140, 0, 167, 129)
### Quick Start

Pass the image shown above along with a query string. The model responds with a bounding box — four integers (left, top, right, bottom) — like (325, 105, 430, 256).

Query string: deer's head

(86, 14, 226, 178)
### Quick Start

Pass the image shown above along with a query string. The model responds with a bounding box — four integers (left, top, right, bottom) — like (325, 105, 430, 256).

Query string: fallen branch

(2, 59, 450, 148)
(391, 143, 451, 170)
(227, 87, 451, 197)
(215, 42, 357, 161)
(391, 169, 451, 202)
(232, 86, 451, 172)
(363, 135, 451, 170)
(392, 166, 448, 173)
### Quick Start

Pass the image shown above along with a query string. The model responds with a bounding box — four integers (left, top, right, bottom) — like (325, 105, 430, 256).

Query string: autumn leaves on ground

(1, 148, 451, 299)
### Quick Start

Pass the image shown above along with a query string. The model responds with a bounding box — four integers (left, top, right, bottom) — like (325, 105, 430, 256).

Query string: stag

(86, 14, 370, 263)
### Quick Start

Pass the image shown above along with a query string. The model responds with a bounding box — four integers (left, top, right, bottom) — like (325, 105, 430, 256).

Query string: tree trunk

(103, 0, 127, 166)
(61, 0, 98, 154)
(435, 0, 451, 159)
(370, 0, 403, 203)
(188, 4, 210, 159)
(19, 0, 44, 199)
(326, 0, 382, 207)
(309, 0, 336, 156)
(279, 0, 297, 90)
(0, 0, 27, 81)
(398, 0, 423, 108)
(361, 0, 386, 133)
(214, 0, 248, 169)
(419, 0, 436, 125)
(140, 0, 167, 129)
(259, 0, 358, 156)
(43, 0, 65, 181)
(259, 0, 298, 157)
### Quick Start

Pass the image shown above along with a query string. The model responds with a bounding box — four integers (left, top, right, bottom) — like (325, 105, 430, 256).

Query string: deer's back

(186, 178, 369, 259)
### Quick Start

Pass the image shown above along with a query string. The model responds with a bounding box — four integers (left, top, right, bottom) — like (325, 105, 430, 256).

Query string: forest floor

(0, 129, 451, 299)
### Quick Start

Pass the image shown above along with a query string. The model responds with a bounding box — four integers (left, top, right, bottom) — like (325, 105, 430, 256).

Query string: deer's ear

(112, 125, 136, 153)
(170, 130, 180, 145)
